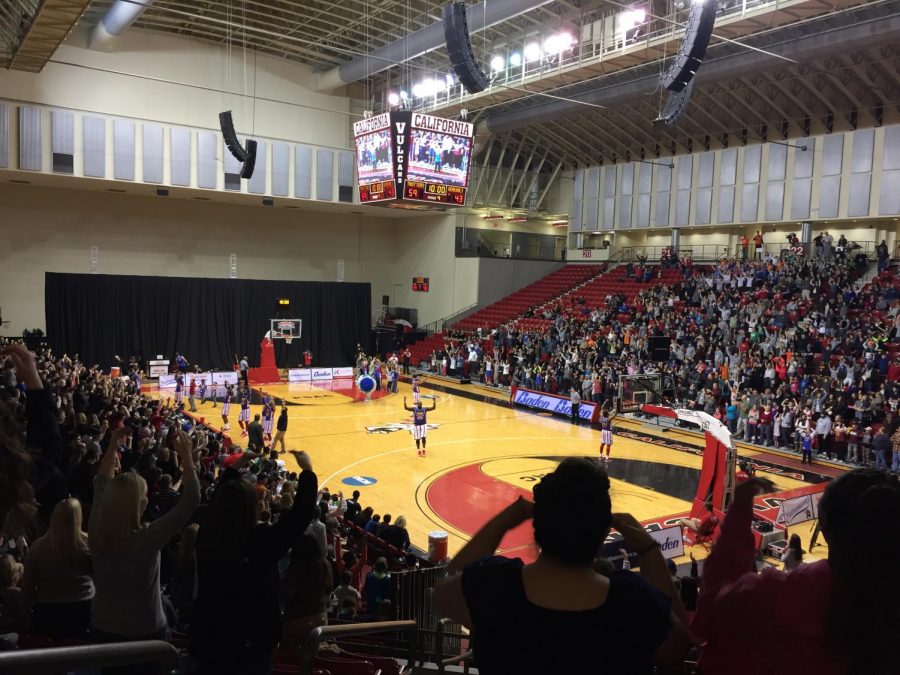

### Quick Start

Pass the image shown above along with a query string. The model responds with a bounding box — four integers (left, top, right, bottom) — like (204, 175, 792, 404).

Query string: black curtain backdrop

(45, 273, 371, 370)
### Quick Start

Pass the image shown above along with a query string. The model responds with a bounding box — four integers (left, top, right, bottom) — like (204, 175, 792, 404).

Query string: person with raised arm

(404, 396, 436, 457)
(191, 450, 319, 675)
(694, 471, 900, 674)
(436, 458, 691, 674)
(89, 428, 200, 663)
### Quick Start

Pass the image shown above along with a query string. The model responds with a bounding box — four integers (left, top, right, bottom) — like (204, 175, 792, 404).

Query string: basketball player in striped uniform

(598, 405, 618, 462)
(209, 380, 218, 407)
(220, 384, 232, 431)
(174, 374, 185, 406)
(238, 388, 251, 436)
(198, 379, 208, 406)
(412, 376, 422, 404)
(404, 396, 436, 457)
(261, 393, 275, 443)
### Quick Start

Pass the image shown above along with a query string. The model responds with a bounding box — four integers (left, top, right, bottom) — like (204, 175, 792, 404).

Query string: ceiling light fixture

(524, 42, 542, 62)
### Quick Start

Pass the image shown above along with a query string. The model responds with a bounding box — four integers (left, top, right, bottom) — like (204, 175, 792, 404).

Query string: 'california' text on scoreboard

(353, 112, 475, 208)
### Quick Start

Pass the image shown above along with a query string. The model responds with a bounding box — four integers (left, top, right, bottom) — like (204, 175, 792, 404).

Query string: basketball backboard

(269, 318, 302, 344)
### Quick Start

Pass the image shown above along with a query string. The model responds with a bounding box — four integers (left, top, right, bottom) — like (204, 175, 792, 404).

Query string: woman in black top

(437, 458, 691, 674)
(190, 450, 318, 675)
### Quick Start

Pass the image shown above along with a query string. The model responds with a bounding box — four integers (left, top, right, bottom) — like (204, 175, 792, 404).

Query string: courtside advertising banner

(512, 388, 597, 422)
(290, 367, 352, 382)
(776, 494, 815, 526)
(210, 371, 239, 386)
(159, 371, 238, 388)
(647, 525, 685, 560)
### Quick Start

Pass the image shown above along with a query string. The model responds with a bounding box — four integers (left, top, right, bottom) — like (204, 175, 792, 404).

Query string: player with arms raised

(404, 396, 436, 457)
(261, 392, 275, 444)
(598, 404, 618, 462)
(238, 387, 251, 437)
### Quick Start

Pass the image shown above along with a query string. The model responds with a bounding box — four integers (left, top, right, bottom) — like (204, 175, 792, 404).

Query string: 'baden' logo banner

(513, 388, 597, 421)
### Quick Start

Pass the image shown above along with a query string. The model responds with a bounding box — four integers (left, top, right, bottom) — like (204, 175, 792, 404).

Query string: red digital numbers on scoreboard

(403, 181, 466, 205)
(359, 180, 396, 202)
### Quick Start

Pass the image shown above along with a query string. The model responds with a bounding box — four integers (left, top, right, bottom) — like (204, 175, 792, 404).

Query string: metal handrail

(436, 618, 473, 675)
(298, 620, 419, 675)
(422, 303, 479, 335)
(0, 640, 179, 675)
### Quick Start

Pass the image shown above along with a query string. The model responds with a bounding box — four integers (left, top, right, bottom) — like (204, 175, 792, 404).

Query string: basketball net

(285, 334, 293, 345)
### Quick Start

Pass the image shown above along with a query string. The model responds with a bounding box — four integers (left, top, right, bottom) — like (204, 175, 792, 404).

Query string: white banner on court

(158, 371, 238, 388)
(290, 367, 352, 382)
(811, 491, 823, 518)
(648, 525, 685, 560)
(211, 371, 239, 386)
(776, 494, 815, 526)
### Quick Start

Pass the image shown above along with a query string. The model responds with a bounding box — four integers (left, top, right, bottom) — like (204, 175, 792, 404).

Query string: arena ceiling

(4, 1, 900, 206)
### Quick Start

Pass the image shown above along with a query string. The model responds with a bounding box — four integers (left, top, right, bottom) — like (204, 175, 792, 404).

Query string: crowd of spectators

(426, 248, 900, 465)
(1, 242, 899, 674)
(0, 342, 418, 673)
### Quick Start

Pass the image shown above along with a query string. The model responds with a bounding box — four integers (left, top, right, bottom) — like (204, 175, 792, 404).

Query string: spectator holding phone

(436, 458, 691, 674)
(695, 471, 900, 674)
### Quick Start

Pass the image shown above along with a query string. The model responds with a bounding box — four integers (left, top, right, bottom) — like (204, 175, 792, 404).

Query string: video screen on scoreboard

(355, 129, 393, 185)
(407, 130, 472, 188)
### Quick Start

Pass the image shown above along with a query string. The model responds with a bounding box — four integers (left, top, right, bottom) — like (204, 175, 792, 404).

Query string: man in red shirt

(753, 230, 764, 260)
(679, 502, 720, 541)
(188, 378, 198, 412)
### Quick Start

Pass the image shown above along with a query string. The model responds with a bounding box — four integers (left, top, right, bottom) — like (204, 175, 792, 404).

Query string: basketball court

(152, 374, 833, 567)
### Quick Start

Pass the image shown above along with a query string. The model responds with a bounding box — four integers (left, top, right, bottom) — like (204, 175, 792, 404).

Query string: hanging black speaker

(660, 0, 717, 93)
(649, 336, 672, 362)
(442, 2, 490, 94)
(219, 111, 250, 162)
(653, 80, 695, 129)
(239, 139, 257, 180)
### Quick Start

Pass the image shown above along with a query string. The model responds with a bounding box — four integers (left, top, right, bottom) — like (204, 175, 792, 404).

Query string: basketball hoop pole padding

(249, 335, 281, 385)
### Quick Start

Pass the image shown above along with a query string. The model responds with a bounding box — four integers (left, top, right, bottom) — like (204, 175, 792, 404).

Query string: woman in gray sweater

(21, 497, 94, 639)
(88, 427, 200, 645)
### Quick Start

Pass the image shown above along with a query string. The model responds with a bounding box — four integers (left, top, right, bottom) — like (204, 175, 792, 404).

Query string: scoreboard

(404, 181, 466, 205)
(359, 180, 396, 203)
(353, 111, 474, 209)
(412, 276, 430, 292)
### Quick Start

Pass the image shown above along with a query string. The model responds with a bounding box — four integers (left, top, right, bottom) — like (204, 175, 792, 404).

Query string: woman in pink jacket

(695, 470, 900, 675)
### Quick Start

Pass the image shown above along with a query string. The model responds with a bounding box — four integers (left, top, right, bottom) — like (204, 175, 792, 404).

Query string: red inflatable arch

(640, 405, 737, 545)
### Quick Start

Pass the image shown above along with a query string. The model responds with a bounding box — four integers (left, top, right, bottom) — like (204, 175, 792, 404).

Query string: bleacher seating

(405, 264, 604, 364)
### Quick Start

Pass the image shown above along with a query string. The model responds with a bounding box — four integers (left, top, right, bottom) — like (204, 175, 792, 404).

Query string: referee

(272, 403, 288, 453)
(570, 388, 581, 425)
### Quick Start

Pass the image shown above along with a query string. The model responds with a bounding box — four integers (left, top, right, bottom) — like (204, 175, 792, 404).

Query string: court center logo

(366, 422, 441, 434)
